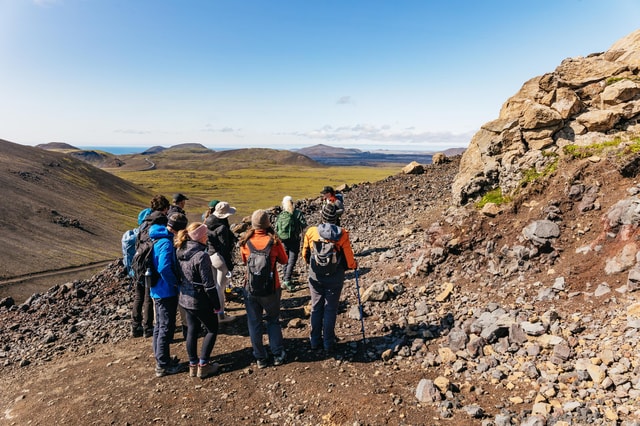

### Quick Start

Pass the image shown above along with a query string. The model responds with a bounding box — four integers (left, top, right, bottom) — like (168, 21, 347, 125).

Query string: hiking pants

(184, 306, 219, 365)
(281, 237, 300, 283)
(132, 281, 153, 333)
(210, 253, 230, 313)
(308, 278, 344, 350)
(152, 296, 178, 369)
(243, 288, 284, 360)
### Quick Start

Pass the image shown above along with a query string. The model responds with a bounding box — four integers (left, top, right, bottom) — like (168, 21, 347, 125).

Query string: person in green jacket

(275, 195, 307, 292)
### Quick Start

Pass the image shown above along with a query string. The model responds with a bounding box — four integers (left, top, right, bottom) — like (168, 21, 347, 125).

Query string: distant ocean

(77, 146, 148, 155)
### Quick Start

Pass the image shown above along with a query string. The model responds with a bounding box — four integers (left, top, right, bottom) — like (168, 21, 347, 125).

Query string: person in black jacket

(175, 222, 221, 379)
(205, 201, 238, 323)
(168, 193, 189, 217)
(131, 194, 170, 338)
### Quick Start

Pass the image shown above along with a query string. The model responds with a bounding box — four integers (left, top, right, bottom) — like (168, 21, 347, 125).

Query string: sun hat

(251, 209, 271, 230)
(213, 201, 236, 219)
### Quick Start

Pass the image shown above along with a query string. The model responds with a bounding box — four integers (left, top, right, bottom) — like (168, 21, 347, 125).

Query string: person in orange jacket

(239, 209, 288, 368)
(301, 203, 357, 354)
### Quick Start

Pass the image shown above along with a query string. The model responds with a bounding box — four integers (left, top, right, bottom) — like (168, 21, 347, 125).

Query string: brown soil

(1, 290, 487, 426)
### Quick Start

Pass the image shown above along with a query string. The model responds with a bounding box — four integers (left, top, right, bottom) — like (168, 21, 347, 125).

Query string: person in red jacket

(240, 210, 288, 368)
(301, 203, 357, 354)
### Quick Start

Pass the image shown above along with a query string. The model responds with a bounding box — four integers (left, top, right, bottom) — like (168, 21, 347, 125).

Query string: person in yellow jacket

(301, 202, 357, 354)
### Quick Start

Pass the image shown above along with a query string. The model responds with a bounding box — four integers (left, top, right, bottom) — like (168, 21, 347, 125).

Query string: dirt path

(0, 261, 112, 286)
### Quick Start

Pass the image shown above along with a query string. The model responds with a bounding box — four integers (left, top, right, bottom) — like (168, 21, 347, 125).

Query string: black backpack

(131, 225, 159, 287)
(310, 238, 342, 276)
(245, 239, 275, 296)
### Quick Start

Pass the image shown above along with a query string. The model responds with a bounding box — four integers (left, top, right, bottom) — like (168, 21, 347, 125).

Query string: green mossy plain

(110, 164, 400, 220)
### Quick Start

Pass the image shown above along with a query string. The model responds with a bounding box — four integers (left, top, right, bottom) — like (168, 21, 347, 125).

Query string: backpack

(310, 238, 342, 276)
(275, 211, 294, 240)
(245, 239, 275, 296)
(122, 208, 153, 279)
(130, 230, 159, 287)
(121, 228, 139, 278)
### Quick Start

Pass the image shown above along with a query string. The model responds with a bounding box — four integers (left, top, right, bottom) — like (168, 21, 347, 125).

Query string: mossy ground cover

(110, 164, 399, 220)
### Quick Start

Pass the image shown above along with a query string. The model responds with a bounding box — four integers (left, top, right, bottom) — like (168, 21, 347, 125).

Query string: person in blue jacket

(149, 212, 188, 377)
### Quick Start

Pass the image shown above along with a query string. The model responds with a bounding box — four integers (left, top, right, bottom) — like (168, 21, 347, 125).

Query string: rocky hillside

(0, 139, 150, 279)
(454, 29, 640, 206)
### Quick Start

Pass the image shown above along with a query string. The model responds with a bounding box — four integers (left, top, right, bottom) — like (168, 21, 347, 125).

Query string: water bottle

(144, 268, 153, 287)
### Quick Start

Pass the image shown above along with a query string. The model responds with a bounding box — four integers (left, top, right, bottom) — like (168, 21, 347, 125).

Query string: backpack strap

(247, 238, 274, 253)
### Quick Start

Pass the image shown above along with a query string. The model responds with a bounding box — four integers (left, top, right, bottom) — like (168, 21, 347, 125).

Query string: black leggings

(184, 306, 219, 365)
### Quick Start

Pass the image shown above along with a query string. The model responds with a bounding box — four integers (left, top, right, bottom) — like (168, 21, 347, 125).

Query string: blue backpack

(122, 228, 139, 278)
(122, 208, 152, 278)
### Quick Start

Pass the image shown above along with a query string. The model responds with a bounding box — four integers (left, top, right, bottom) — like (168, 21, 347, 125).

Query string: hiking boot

(131, 326, 143, 338)
(189, 364, 198, 377)
(143, 328, 154, 338)
(256, 358, 268, 369)
(273, 351, 286, 366)
(197, 362, 219, 379)
(282, 281, 295, 293)
(155, 363, 186, 377)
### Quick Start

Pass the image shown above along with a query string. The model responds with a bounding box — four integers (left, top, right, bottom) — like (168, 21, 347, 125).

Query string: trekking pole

(354, 269, 366, 345)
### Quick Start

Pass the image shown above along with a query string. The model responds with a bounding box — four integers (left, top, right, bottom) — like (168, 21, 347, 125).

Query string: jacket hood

(205, 214, 228, 229)
(149, 223, 173, 240)
(317, 223, 342, 240)
(177, 240, 206, 261)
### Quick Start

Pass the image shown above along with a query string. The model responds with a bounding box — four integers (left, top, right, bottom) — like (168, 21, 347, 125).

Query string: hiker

(301, 202, 357, 354)
(175, 222, 221, 379)
(275, 195, 307, 292)
(168, 193, 189, 216)
(149, 212, 188, 377)
(205, 201, 238, 323)
(131, 195, 170, 338)
(320, 186, 344, 225)
(202, 199, 219, 221)
(239, 209, 288, 368)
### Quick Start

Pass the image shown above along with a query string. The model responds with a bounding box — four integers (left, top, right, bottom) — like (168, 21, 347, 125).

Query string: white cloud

(114, 129, 151, 135)
(290, 124, 473, 147)
(336, 96, 355, 105)
(202, 124, 240, 134)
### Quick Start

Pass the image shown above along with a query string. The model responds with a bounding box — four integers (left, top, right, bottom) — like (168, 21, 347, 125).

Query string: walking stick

(354, 269, 366, 344)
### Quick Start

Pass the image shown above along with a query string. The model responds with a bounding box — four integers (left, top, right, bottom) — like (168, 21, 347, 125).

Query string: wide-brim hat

(213, 201, 236, 219)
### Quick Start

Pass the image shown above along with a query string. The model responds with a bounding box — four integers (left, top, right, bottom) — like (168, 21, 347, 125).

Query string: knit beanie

(321, 203, 338, 224)
(188, 224, 208, 242)
(251, 209, 271, 230)
(208, 199, 220, 208)
(167, 213, 188, 231)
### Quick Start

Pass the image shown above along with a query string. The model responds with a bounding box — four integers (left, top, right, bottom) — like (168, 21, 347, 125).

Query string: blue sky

(1, 1, 638, 152)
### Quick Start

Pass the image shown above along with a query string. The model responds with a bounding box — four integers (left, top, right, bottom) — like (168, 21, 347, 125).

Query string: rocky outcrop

(453, 29, 640, 205)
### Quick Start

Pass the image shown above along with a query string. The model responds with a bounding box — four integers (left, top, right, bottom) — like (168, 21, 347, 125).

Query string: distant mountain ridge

(37, 142, 79, 150)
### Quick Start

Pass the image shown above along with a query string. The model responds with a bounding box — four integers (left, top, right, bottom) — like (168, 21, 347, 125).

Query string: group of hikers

(124, 186, 357, 378)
